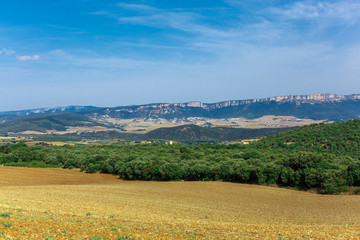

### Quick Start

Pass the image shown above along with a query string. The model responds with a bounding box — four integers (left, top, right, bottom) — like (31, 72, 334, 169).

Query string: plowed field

(0, 167, 360, 239)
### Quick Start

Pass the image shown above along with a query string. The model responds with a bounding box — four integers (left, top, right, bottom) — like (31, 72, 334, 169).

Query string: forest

(0, 119, 359, 194)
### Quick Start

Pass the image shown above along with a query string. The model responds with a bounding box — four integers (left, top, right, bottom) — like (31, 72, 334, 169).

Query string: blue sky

(1, 0, 360, 111)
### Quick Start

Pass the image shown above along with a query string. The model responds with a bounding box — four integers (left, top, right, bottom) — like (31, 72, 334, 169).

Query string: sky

(1, 0, 360, 111)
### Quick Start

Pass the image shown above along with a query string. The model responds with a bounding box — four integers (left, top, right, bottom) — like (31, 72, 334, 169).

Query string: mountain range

(2, 93, 360, 119)
(0, 93, 359, 139)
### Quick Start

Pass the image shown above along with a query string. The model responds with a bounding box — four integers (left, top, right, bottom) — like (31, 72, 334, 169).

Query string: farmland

(1, 167, 360, 239)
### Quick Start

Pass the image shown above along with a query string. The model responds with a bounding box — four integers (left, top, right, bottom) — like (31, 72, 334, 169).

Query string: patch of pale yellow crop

(0, 167, 360, 239)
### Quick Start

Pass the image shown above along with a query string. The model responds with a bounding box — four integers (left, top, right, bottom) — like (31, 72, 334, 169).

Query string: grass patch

(117, 236, 132, 240)
(0, 212, 10, 218)
(1, 222, 12, 228)
(91, 236, 107, 240)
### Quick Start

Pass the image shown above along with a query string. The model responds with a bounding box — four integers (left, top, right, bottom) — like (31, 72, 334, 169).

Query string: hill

(0, 112, 101, 135)
(254, 119, 360, 158)
(30, 125, 294, 143)
(142, 124, 294, 142)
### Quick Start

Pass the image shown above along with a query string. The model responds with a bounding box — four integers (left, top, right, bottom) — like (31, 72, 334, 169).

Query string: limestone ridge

(208, 94, 360, 108)
(94, 93, 360, 121)
(103, 94, 360, 112)
(127, 94, 360, 110)
(1, 93, 360, 123)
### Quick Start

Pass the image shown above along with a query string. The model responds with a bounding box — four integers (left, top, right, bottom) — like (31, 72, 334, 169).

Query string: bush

(159, 163, 183, 180)
(85, 163, 101, 173)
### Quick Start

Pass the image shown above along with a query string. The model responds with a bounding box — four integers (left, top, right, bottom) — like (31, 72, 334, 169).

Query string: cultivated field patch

(0, 167, 360, 239)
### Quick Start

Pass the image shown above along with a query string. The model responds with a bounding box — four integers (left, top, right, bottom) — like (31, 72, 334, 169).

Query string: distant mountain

(0, 93, 360, 136)
(0, 106, 98, 117)
(97, 93, 360, 121)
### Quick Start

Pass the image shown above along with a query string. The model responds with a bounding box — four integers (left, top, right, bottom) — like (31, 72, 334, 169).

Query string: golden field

(0, 167, 360, 239)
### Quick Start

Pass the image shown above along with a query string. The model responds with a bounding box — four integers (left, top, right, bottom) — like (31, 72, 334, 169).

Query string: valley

(93, 115, 325, 134)
(10, 115, 321, 136)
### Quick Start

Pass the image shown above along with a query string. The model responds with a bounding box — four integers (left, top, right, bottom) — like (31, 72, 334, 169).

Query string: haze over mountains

(0, 93, 359, 141)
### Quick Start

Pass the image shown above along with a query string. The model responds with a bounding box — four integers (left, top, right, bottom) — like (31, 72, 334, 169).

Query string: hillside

(31, 125, 294, 143)
(255, 119, 360, 158)
(0, 112, 100, 135)
(96, 93, 360, 121)
(142, 124, 294, 142)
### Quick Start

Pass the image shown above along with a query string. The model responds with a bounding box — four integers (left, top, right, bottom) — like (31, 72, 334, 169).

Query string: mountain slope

(142, 124, 294, 142)
(41, 125, 294, 142)
(93, 93, 360, 121)
(2, 93, 359, 121)
(0, 112, 100, 134)
(254, 119, 360, 158)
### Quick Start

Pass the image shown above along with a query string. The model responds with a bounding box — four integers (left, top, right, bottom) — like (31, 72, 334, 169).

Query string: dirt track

(0, 167, 360, 239)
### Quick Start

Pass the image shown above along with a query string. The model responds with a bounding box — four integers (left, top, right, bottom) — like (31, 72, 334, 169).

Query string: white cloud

(0, 48, 15, 55)
(86, 0, 360, 63)
(110, 3, 233, 38)
(17, 55, 40, 61)
(271, 1, 360, 22)
(117, 3, 155, 12)
(117, 11, 201, 33)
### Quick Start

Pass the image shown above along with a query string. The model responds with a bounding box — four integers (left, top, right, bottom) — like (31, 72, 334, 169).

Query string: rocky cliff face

(2, 93, 360, 121)
(97, 93, 360, 121)
(206, 94, 360, 109)
(109, 94, 360, 112)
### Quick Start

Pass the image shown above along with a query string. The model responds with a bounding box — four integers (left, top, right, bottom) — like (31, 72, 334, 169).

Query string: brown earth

(0, 167, 360, 239)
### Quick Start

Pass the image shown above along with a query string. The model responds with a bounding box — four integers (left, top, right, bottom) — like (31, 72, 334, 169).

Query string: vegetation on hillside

(255, 121, 360, 157)
(140, 124, 294, 142)
(0, 119, 360, 194)
(0, 112, 100, 134)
